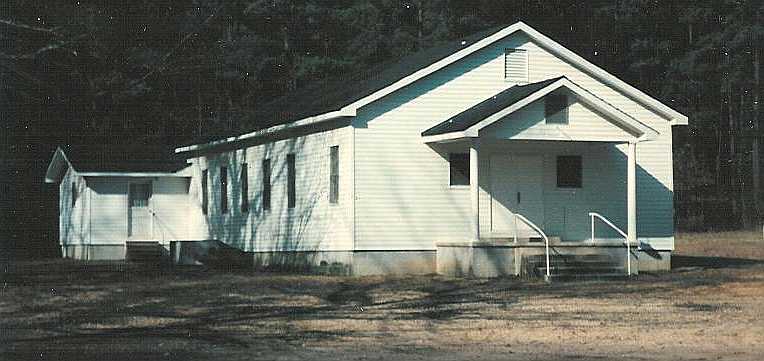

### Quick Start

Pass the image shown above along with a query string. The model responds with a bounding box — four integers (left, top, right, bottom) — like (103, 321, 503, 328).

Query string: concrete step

(545, 273, 631, 282)
(126, 241, 165, 263)
(522, 253, 627, 280)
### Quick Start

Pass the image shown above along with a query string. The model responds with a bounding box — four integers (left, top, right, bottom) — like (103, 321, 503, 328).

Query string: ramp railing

(514, 213, 550, 279)
(588, 212, 632, 275)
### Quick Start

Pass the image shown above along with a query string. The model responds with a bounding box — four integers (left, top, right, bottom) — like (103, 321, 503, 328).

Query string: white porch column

(627, 141, 637, 244)
(470, 138, 481, 242)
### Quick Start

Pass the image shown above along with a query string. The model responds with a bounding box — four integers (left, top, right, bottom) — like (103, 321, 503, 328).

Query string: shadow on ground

(672, 255, 764, 269)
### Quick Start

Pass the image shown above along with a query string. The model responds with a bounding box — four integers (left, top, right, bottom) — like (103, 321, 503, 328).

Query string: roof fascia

(44, 147, 75, 183)
(459, 78, 658, 139)
(178, 21, 686, 152)
(174, 109, 354, 154)
(518, 23, 688, 125)
(421, 131, 474, 144)
(80, 172, 191, 178)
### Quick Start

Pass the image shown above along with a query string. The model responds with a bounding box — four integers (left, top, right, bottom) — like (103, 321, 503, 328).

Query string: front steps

(523, 253, 629, 281)
(125, 241, 166, 264)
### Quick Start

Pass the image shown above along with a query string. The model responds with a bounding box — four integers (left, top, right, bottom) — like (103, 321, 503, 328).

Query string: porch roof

(421, 76, 659, 142)
(422, 77, 564, 136)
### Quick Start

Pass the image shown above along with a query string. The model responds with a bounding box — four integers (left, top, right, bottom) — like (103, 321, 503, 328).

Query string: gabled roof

(176, 21, 687, 154)
(45, 146, 190, 183)
(421, 77, 659, 142)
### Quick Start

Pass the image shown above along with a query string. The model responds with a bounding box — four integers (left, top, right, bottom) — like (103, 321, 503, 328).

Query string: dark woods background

(1, 0, 763, 258)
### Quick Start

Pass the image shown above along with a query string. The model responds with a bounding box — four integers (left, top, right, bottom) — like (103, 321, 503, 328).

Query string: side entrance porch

(431, 139, 641, 279)
(420, 77, 667, 279)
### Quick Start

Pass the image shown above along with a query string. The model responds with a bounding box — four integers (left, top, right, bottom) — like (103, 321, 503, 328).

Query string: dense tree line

(1, 0, 762, 256)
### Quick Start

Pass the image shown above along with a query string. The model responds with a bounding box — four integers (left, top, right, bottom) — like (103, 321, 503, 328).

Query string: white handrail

(514, 213, 550, 278)
(588, 212, 631, 275)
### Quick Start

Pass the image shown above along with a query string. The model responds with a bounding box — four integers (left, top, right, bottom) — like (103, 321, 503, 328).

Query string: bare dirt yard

(2, 234, 764, 361)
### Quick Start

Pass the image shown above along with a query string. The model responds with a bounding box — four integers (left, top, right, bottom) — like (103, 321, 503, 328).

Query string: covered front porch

(421, 77, 654, 278)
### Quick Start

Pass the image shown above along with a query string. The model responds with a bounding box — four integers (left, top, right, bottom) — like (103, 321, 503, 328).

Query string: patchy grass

(1, 234, 764, 361)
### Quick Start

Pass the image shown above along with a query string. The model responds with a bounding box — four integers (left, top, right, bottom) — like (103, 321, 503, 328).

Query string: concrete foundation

(437, 240, 645, 278)
(352, 251, 436, 276)
(252, 250, 353, 275)
(61, 244, 126, 260)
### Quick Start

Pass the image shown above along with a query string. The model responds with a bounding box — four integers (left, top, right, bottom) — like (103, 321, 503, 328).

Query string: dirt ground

(2, 234, 764, 361)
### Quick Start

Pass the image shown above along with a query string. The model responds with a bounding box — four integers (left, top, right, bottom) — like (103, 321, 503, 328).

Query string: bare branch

(0, 19, 61, 37)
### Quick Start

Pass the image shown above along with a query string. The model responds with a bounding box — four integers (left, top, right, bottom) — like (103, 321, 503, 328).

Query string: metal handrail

(514, 213, 550, 278)
(588, 212, 631, 275)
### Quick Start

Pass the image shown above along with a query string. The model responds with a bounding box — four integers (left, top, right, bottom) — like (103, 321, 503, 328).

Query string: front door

(490, 155, 544, 237)
(128, 182, 152, 239)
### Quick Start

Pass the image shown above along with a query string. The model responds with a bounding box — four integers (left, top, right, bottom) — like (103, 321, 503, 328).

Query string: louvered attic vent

(505, 48, 528, 84)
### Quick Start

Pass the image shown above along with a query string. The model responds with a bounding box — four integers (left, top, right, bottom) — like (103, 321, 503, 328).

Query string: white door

(128, 182, 152, 239)
(490, 155, 544, 237)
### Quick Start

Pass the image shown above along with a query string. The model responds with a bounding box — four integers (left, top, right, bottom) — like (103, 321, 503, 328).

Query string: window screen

(545, 93, 569, 124)
(557, 156, 582, 188)
(287, 154, 296, 209)
(262, 159, 271, 210)
(329, 146, 339, 204)
(449, 153, 470, 186)
(505, 48, 528, 83)
(240, 163, 249, 213)
(220, 166, 228, 213)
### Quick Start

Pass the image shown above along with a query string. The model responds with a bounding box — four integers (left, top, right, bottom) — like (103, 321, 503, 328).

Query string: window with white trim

(329, 146, 339, 204)
(240, 163, 249, 213)
(545, 92, 569, 124)
(556, 155, 582, 188)
(201, 169, 208, 214)
(449, 153, 470, 186)
(71, 181, 77, 208)
(220, 166, 228, 214)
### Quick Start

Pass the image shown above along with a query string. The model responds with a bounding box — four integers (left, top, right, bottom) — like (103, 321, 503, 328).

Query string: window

(201, 170, 208, 214)
(129, 183, 151, 207)
(449, 153, 470, 186)
(505, 48, 528, 83)
(329, 146, 339, 204)
(71, 181, 77, 208)
(240, 163, 249, 213)
(262, 159, 271, 210)
(287, 154, 296, 209)
(557, 156, 582, 188)
(545, 93, 568, 124)
(220, 166, 228, 214)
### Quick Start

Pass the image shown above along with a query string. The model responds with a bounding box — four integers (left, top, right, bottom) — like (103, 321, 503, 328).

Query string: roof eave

(179, 21, 687, 151)
(174, 109, 355, 155)
(44, 147, 75, 183)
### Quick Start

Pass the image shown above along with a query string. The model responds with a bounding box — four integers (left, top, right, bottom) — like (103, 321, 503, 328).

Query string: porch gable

(421, 77, 658, 144)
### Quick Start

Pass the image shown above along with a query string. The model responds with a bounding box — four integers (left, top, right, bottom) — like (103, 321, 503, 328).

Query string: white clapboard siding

(59, 167, 89, 246)
(481, 95, 635, 142)
(187, 126, 353, 252)
(86, 177, 193, 243)
(88, 178, 128, 243)
(150, 177, 191, 242)
(353, 31, 675, 251)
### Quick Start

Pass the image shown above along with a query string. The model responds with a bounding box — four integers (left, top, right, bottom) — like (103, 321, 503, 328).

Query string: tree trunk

(753, 49, 761, 221)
